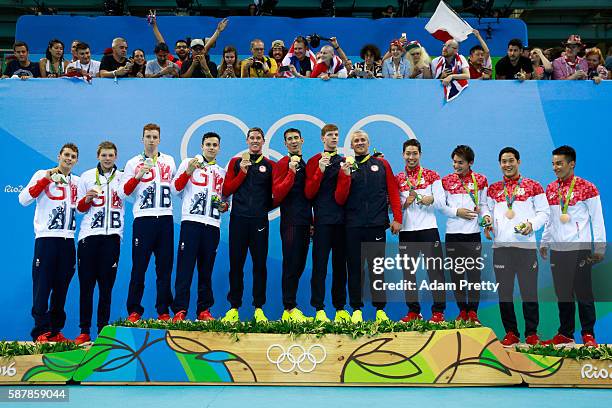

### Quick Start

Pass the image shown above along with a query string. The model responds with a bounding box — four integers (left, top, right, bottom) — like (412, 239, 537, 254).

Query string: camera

(305, 33, 332, 49)
(252, 60, 264, 69)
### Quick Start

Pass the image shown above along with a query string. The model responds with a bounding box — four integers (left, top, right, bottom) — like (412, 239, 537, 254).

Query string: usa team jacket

(121, 152, 176, 218)
(171, 158, 226, 228)
(441, 170, 491, 234)
(222, 154, 274, 218)
(335, 156, 402, 228)
(76, 165, 125, 241)
(541, 176, 606, 254)
(19, 170, 79, 239)
(396, 166, 445, 232)
(305, 153, 345, 225)
(486, 176, 549, 248)
(272, 155, 312, 226)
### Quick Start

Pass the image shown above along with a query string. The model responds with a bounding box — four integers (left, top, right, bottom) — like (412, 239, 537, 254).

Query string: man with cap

(180, 38, 218, 78)
(269, 40, 287, 76)
(552, 35, 588, 80)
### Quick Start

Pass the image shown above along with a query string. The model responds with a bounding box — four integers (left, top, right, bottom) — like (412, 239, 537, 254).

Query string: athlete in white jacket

(18, 143, 80, 342)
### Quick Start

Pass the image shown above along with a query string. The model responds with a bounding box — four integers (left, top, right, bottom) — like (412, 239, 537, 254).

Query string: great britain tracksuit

(223, 154, 274, 309)
(171, 159, 226, 316)
(76, 165, 124, 334)
(335, 155, 402, 311)
(305, 152, 347, 311)
(441, 170, 490, 313)
(396, 166, 447, 314)
(19, 171, 79, 340)
(541, 176, 606, 338)
(122, 152, 176, 316)
(272, 155, 312, 310)
(486, 176, 549, 337)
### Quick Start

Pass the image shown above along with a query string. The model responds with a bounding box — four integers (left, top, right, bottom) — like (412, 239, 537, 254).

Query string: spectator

(349, 44, 382, 79)
(552, 35, 588, 80)
(529, 48, 553, 80)
(180, 39, 218, 78)
(382, 40, 410, 79)
(269, 40, 287, 74)
(605, 46, 612, 79)
(468, 29, 492, 79)
(381, 5, 396, 18)
(218, 45, 240, 78)
(310, 45, 348, 80)
(99, 37, 130, 79)
(585, 47, 608, 84)
(1, 41, 41, 79)
(39, 38, 68, 78)
(522, 47, 531, 59)
(66, 42, 100, 78)
(247, 3, 257, 16)
(241, 38, 277, 78)
(430, 39, 470, 86)
(405, 41, 432, 79)
(145, 43, 179, 78)
(282, 36, 315, 78)
(69, 40, 81, 62)
(129, 49, 147, 78)
(495, 38, 533, 80)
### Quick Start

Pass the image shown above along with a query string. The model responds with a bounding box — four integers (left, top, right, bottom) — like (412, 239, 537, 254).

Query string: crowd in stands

(2, 17, 611, 83)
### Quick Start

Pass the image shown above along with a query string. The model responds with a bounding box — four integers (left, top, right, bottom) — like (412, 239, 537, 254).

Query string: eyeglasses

(252, 47, 264, 51)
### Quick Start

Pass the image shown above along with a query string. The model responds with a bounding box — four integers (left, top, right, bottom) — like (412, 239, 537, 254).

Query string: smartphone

(279, 66, 291, 73)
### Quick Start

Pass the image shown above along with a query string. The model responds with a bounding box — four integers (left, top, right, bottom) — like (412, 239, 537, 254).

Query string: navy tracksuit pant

(280, 223, 310, 310)
(346, 226, 387, 311)
(31, 237, 76, 340)
(227, 214, 269, 308)
(77, 234, 120, 334)
(126, 215, 174, 315)
(446, 232, 482, 312)
(173, 221, 220, 314)
(310, 224, 347, 311)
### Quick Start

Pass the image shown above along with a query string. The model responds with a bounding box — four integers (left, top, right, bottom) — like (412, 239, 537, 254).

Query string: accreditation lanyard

(503, 177, 522, 210)
(558, 176, 576, 215)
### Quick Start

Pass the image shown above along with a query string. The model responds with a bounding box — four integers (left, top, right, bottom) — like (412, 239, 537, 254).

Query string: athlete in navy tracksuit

(305, 124, 349, 322)
(272, 128, 312, 321)
(19, 143, 80, 342)
(221, 127, 274, 322)
(335, 130, 402, 322)
(171, 132, 228, 322)
(75, 142, 124, 343)
(121, 124, 176, 322)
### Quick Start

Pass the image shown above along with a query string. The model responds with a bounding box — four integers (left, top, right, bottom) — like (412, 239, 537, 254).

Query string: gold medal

(560, 213, 571, 223)
(290, 155, 300, 163)
(506, 209, 515, 219)
(241, 152, 251, 162)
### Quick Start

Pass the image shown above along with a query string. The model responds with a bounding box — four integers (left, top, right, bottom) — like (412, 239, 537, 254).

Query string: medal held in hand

(403, 167, 423, 202)
(51, 172, 67, 184)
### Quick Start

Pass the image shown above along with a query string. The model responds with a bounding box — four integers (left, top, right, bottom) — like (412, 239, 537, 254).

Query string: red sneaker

(542, 333, 575, 348)
(429, 312, 445, 323)
(74, 333, 91, 345)
(172, 310, 187, 323)
(467, 310, 482, 326)
(157, 313, 171, 322)
(196, 309, 215, 321)
(35, 332, 51, 343)
(582, 334, 598, 347)
(525, 334, 541, 346)
(127, 312, 141, 323)
(48, 332, 73, 343)
(400, 312, 423, 322)
(455, 310, 468, 321)
(501, 332, 520, 347)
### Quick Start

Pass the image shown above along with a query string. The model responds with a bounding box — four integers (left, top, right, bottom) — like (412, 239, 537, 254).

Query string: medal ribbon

(558, 176, 576, 215)
(95, 167, 117, 186)
(142, 152, 159, 166)
(359, 154, 371, 164)
(404, 167, 423, 190)
(503, 177, 522, 210)
(460, 173, 479, 208)
(252, 155, 264, 164)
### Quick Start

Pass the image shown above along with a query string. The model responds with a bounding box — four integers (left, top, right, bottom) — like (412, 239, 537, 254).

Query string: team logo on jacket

(111, 190, 122, 209)
(91, 210, 105, 229)
(370, 165, 379, 172)
(140, 183, 156, 210)
(259, 165, 267, 173)
(189, 192, 207, 215)
(48, 205, 65, 230)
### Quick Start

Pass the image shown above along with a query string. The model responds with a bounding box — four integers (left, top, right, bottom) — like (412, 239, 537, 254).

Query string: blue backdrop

(15, 16, 527, 56)
(0, 78, 610, 341)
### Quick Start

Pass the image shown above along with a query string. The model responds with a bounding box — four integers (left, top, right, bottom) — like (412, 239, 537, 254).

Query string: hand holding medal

(418, 195, 434, 206)
(288, 155, 300, 173)
(240, 152, 252, 174)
